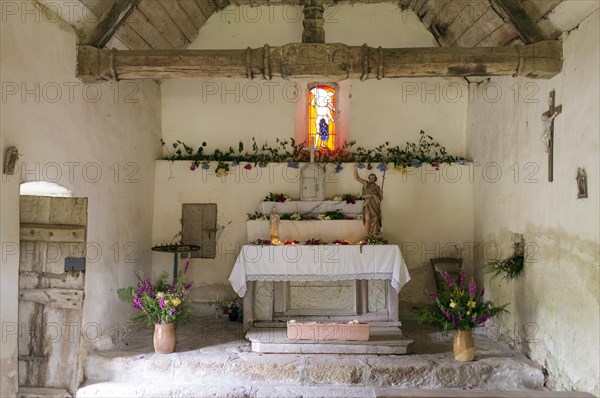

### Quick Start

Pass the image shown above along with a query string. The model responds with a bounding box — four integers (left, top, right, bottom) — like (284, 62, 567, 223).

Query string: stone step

(77, 382, 595, 398)
(85, 346, 544, 390)
(17, 387, 71, 398)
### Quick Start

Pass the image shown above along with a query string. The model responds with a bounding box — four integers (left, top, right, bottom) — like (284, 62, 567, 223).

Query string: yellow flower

(467, 310, 471, 315)
(172, 297, 181, 307)
(164, 299, 170, 305)
(449, 300, 457, 309)
(468, 300, 476, 309)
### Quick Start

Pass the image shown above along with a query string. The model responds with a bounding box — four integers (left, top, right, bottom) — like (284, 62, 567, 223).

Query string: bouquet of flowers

(264, 193, 290, 202)
(210, 297, 241, 315)
(118, 270, 193, 326)
(417, 271, 508, 332)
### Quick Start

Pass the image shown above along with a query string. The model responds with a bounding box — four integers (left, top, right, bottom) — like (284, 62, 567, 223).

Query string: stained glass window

(308, 84, 336, 150)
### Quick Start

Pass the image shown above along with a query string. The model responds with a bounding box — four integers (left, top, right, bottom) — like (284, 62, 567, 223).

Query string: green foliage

(416, 271, 509, 332)
(161, 131, 463, 174)
(485, 254, 524, 283)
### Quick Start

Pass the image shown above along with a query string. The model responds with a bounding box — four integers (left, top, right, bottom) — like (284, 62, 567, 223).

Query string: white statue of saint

(269, 208, 280, 242)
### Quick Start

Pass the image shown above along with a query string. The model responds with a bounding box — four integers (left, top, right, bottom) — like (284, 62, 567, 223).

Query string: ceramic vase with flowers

(210, 297, 242, 322)
(417, 271, 508, 361)
(118, 264, 192, 354)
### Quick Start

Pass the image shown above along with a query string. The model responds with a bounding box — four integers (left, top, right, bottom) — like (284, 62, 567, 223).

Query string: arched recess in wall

(20, 181, 72, 197)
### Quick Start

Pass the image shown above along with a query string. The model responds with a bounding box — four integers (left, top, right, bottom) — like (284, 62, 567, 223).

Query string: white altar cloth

(229, 244, 411, 297)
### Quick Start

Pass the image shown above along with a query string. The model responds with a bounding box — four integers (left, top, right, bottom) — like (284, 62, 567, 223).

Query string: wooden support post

(77, 41, 563, 82)
(490, 0, 548, 44)
(302, 0, 325, 43)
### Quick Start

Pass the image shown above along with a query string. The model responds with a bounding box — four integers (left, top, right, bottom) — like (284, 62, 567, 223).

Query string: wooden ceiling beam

(489, 0, 548, 44)
(77, 41, 562, 82)
(85, 0, 142, 47)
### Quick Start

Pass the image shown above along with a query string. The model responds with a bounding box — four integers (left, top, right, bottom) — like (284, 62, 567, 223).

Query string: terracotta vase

(153, 323, 176, 354)
(453, 329, 475, 361)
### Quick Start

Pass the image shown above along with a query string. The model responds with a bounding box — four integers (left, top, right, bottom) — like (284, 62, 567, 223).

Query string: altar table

(229, 244, 410, 298)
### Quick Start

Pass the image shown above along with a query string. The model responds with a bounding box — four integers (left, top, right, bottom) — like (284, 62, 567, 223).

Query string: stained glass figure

(308, 85, 336, 150)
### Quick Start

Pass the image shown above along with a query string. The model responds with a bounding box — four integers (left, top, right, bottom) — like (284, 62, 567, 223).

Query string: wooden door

(18, 196, 87, 396)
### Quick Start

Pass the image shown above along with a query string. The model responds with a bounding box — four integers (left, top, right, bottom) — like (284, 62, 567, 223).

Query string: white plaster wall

(152, 161, 474, 306)
(158, 4, 472, 308)
(0, 2, 162, 395)
(466, 11, 600, 396)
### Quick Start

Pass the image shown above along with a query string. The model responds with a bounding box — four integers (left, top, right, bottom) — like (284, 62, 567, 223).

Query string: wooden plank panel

(115, 23, 153, 50)
(455, 7, 505, 47)
(126, 8, 174, 49)
(20, 225, 86, 243)
(19, 289, 83, 310)
(157, 0, 199, 43)
(138, 0, 189, 48)
(195, 0, 217, 19)
(105, 35, 130, 50)
(49, 197, 87, 226)
(179, 0, 208, 30)
(489, 0, 548, 44)
(441, 0, 490, 46)
(20, 196, 51, 225)
(476, 21, 518, 47)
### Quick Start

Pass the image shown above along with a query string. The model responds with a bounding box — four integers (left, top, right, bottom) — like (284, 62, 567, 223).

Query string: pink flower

(428, 292, 437, 300)
(190, 165, 196, 171)
(468, 281, 477, 297)
(244, 164, 252, 170)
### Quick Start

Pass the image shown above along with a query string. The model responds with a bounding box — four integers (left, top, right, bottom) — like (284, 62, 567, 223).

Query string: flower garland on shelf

(248, 237, 388, 246)
(161, 131, 465, 176)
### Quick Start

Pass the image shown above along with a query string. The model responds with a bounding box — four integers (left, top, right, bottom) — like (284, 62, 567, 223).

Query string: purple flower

(169, 308, 175, 316)
(231, 161, 238, 167)
(133, 297, 142, 309)
(428, 292, 437, 300)
(471, 315, 477, 323)
(159, 297, 165, 309)
(335, 164, 343, 173)
(184, 283, 193, 290)
(445, 310, 451, 320)
(441, 271, 454, 286)
(259, 163, 267, 168)
(480, 288, 485, 298)
(201, 163, 210, 170)
(469, 281, 477, 298)
(479, 314, 489, 324)
(377, 163, 387, 172)
(458, 159, 466, 165)
(287, 161, 299, 169)
(358, 163, 365, 169)
(184, 259, 190, 274)
(459, 271, 466, 286)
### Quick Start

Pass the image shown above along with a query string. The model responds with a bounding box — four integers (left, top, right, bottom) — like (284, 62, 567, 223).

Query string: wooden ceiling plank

(195, 0, 217, 19)
(178, 0, 209, 31)
(77, 41, 563, 82)
(490, 0, 548, 44)
(115, 23, 153, 50)
(521, 0, 562, 21)
(441, 0, 489, 46)
(475, 21, 518, 47)
(157, 0, 199, 43)
(86, 0, 142, 47)
(126, 8, 174, 49)
(455, 7, 505, 47)
(137, 0, 189, 48)
(104, 35, 130, 50)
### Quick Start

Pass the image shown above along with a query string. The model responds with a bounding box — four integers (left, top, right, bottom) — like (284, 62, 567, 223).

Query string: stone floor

(77, 315, 592, 398)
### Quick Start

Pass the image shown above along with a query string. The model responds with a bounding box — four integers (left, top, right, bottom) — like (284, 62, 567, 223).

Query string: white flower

(355, 214, 363, 220)
(290, 212, 301, 220)
(333, 196, 342, 201)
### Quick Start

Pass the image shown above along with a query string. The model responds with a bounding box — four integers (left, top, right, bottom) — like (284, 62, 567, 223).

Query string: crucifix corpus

(300, 145, 325, 201)
(542, 90, 563, 182)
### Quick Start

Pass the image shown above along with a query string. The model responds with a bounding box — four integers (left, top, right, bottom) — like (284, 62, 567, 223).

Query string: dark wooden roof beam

(489, 0, 548, 44)
(85, 0, 142, 48)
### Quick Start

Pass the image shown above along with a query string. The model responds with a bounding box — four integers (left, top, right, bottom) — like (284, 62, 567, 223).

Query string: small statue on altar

(269, 208, 281, 244)
(354, 164, 384, 237)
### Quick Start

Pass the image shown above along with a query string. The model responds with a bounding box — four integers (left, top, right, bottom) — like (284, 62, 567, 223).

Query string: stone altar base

(77, 315, 593, 397)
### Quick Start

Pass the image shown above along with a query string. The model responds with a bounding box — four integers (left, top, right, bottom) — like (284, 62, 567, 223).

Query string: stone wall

(0, 2, 162, 395)
(466, 11, 599, 396)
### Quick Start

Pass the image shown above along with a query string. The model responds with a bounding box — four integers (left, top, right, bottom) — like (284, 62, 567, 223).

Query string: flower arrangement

(209, 297, 241, 315)
(264, 192, 290, 202)
(247, 211, 268, 221)
(162, 131, 464, 176)
(117, 269, 192, 326)
(485, 253, 524, 282)
(417, 271, 508, 332)
(250, 238, 272, 246)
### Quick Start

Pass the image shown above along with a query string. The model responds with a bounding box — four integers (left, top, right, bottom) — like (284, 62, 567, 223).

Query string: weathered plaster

(466, 10, 600, 396)
(0, 1, 162, 394)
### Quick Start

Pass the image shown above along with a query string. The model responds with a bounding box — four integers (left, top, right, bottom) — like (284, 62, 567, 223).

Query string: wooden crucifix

(542, 90, 562, 182)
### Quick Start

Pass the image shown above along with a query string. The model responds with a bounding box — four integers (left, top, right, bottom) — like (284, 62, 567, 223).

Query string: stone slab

(17, 388, 71, 398)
